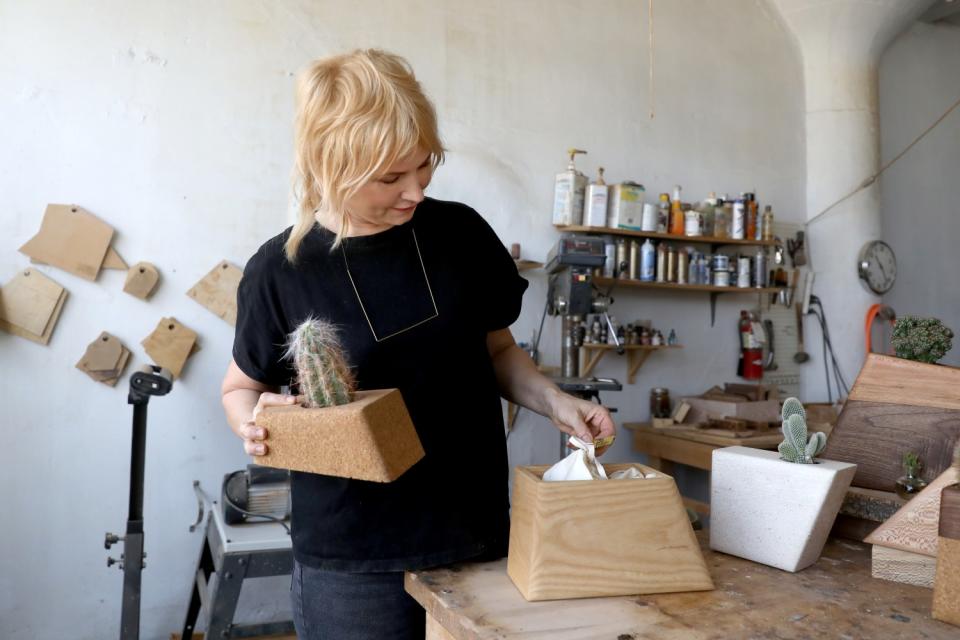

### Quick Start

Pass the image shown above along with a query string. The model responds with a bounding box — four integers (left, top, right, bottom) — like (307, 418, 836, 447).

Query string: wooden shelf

(514, 259, 542, 272)
(556, 225, 777, 247)
(594, 277, 782, 294)
(580, 344, 682, 384)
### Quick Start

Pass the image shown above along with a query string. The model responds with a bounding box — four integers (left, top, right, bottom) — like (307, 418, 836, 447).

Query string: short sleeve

(232, 249, 291, 387)
(468, 212, 529, 331)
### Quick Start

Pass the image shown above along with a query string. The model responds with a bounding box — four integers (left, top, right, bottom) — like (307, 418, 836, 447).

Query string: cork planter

(934, 484, 960, 626)
(507, 463, 713, 601)
(710, 447, 856, 572)
(255, 388, 424, 482)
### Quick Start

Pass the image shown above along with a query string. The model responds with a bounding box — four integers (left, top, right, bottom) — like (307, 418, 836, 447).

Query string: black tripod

(105, 365, 173, 640)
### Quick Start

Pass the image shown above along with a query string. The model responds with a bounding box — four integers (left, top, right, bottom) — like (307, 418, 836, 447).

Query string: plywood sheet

(102, 246, 128, 270)
(0, 268, 67, 345)
(871, 544, 936, 588)
(186, 260, 242, 326)
(865, 467, 959, 556)
(18, 204, 114, 281)
(141, 317, 198, 379)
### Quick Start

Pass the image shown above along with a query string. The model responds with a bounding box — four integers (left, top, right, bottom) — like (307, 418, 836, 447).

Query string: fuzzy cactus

(285, 317, 356, 408)
(891, 316, 954, 364)
(777, 397, 826, 464)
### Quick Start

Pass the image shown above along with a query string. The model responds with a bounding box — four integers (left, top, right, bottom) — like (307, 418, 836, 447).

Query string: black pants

(291, 560, 425, 639)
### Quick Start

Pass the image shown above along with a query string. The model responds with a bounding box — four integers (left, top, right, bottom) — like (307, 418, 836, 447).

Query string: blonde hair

(286, 49, 445, 262)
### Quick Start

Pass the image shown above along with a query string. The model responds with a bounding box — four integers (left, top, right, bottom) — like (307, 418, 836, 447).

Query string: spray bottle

(552, 148, 588, 226)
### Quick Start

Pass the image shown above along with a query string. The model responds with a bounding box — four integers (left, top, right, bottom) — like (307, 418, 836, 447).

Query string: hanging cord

(806, 92, 960, 228)
(806, 296, 851, 402)
(648, 0, 655, 119)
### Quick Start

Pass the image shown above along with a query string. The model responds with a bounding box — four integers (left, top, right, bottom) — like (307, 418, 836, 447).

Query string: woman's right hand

(240, 392, 300, 456)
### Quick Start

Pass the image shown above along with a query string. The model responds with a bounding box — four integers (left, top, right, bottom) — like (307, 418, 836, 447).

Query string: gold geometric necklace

(340, 228, 439, 342)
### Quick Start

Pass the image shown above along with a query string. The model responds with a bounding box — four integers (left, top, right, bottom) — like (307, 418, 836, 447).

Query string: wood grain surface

(821, 400, 960, 491)
(507, 464, 712, 601)
(849, 354, 960, 412)
(938, 485, 960, 539)
(865, 468, 959, 556)
(407, 532, 959, 639)
(933, 536, 960, 626)
(872, 545, 936, 588)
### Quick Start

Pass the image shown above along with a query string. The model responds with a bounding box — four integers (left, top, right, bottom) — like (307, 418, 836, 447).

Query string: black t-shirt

(233, 197, 528, 572)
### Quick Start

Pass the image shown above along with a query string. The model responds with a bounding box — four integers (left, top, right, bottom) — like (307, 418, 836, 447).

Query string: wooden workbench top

(405, 532, 957, 639)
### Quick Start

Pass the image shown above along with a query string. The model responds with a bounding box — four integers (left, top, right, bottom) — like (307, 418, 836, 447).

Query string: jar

(895, 453, 929, 500)
(650, 387, 671, 419)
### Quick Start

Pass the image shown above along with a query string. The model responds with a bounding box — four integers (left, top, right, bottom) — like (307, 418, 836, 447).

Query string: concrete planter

(710, 446, 856, 572)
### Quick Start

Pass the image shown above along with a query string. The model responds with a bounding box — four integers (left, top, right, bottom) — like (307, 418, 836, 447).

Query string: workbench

(405, 532, 957, 639)
(627, 421, 782, 472)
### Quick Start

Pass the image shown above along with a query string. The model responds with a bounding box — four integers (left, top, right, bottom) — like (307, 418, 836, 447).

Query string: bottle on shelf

(670, 185, 684, 235)
(640, 239, 656, 282)
(714, 195, 729, 239)
(552, 148, 587, 226)
(657, 193, 670, 233)
(732, 195, 746, 240)
(655, 242, 668, 282)
(666, 245, 678, 283)
(761, 205, 775, 241)
(583, 167, 609, 228)
(745, 192, 757, 240)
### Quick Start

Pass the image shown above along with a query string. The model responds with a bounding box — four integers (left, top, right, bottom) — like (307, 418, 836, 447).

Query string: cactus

(777, 397, 826, 464)
(891, 316, 954, 364)
(284, 317, 356, 408)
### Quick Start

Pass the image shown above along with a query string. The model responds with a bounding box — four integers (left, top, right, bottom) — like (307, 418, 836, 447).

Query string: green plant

(891, 316, 954, 364)
(285, 317, 356, 408)
(903, 451, 922, 476)
(777, 397, 826, 464)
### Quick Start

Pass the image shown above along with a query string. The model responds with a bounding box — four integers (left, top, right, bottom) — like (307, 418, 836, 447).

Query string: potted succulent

(710, 398, 857, 572)
(891, 315, 954, 364)
(255, 317, 425, 482)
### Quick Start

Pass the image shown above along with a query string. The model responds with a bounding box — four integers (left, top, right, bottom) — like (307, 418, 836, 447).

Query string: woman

(221, 49, 615, 640)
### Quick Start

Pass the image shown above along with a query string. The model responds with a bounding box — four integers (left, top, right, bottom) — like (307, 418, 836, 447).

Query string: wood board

(76, 331, 130, 386)
(186, 260, 242, 326)
(865, 467, 959, 556)
(102, 246, 127, 270)
(871, 544, 936, 588)
(821, 354, 960, 491)
(0, 268, 67, 345)
(18, 204, 114, 281)
(124, 262, 160, 300)
(408, 532, 959, 639)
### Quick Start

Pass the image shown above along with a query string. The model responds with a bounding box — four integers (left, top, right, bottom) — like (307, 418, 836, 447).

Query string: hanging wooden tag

(186, 260, 242, 326)
(123, 262, 160, 300)
(19, 204, 114, 281)
(0, 268, 68, 345)
(76, 332, 131, 386)
(141, 317, 199, 379)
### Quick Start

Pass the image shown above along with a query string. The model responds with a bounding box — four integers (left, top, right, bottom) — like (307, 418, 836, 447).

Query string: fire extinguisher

(738, 310, 764, 380)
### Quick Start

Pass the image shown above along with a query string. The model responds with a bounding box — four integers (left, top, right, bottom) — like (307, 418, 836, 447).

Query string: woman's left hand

(546, 389, 617, 456)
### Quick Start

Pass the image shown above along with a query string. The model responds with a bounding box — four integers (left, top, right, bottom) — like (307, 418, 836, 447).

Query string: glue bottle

(552, 148, 588, 226)
(583, 166, 609, 228)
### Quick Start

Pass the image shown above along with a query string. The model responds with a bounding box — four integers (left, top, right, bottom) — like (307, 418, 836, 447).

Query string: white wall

(0, 1, 804, 638)
(879, 19, 960, 366)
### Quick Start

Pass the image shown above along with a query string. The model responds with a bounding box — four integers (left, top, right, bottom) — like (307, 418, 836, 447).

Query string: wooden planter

(255, 389, 424, 482)
(821, 354, 960, 492)
(507, 463, 713, 601)
(710, 447, 856, 572)
(934, 484, 960, 626)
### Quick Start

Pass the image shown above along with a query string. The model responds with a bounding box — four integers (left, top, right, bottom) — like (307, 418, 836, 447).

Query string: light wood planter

(710, 447, 856, 572)
(255, 389, 424, 482)
(507, 463, 713, 601)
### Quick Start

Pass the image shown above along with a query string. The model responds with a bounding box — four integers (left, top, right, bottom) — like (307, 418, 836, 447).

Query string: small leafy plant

(778, 398, 826, 464)
(285, 317, 356, 408)
(903, 451, 922, 477)
(891, 316, 954, 364)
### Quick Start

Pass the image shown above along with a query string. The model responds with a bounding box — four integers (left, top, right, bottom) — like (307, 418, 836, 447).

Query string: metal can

(615, 238, 628, 278)
(655, 243, 667, 282)
(603, 238, 616, 277)
(628, 239, 639, 280)
(753, 248, 767, 288)
(737, 256, 751, 287)
(666, 245, 678, 283)
(650, 387, 671, 419)
(677, 249, 688, 284)
(712, 254, 730, 287)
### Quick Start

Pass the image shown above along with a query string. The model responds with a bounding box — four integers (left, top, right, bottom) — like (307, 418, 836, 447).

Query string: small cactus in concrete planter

(778, 398, 826, 464)
(284, 317, 356, 408)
